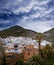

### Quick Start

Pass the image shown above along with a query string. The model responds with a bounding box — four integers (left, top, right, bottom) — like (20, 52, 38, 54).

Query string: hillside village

(1, 36, 51, 53)
(0, 26, 54, 65)
(0, 0, 54, 65)
(0, 36, 54, 65)
(2, 36, 38, 53)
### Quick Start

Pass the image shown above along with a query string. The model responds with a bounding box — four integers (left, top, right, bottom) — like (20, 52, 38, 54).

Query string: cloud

(30, 8, 54, 19)
(0, 20, 10, 24)
(0, 0, 54, 32)
(13, 0, 51, 14)
(17, 16, 54, 33)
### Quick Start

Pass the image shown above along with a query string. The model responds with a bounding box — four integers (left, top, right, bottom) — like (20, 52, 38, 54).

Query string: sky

(0, 0, 54, 33)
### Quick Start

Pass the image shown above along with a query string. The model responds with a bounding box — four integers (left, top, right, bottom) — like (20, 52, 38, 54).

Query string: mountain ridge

(0, 25, 54, 43)
(0, 25, 37, 38)
(44, 28, 54, 43)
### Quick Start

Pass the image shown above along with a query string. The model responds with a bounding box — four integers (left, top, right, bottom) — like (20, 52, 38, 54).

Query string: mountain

(0, 25, 37, 38)
(0, 25, 54, 43)
(44, 28, 54, 43)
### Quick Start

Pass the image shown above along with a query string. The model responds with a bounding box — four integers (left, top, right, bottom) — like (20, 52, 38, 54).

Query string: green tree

(36, 33, 43, 57)
(42, 44, 52, 59)
(15, 59, 25, 65)
(41, 44, 54, 65)
(51, 43, 54, 48)
(27, 55, 45, 65)
(0, 39, 7, 65)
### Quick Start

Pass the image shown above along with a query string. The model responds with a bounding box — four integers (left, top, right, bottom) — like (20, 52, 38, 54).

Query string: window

(28, 52, 30, 56)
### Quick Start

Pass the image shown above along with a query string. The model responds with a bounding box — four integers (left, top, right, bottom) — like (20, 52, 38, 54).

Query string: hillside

(44, 28, 54, 43)
(0, 25, 54, 43)
(0, 25, 37, 38)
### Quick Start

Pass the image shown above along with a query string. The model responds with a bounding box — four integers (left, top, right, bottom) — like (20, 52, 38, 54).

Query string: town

(0, 0, 54, 65)
(0, 36, 54, 65)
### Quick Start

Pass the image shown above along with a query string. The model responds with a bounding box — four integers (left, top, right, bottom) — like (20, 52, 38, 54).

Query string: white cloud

(0, 20, 10, 24)
(30, 7, 54, 19)
(13, 0, 51, 14)
(1, 0, 23, 9)
(0, 0, 54, 33)
(15, 0, 54, 33)
(17, 16, 54, 33)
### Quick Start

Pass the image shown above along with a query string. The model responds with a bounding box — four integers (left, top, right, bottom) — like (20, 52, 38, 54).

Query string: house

(22, 44, 38, 61)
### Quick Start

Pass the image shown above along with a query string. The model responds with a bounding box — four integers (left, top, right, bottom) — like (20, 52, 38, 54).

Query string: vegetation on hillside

(0, 25, 54, 43)
(44, 28, 54, 43)
(0, 26, 36, 38)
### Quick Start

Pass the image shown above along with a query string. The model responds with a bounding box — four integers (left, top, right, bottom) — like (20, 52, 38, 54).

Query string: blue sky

(0, 0, 54, 32)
